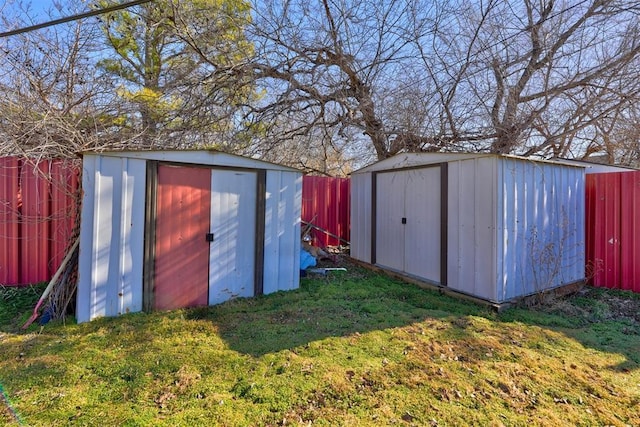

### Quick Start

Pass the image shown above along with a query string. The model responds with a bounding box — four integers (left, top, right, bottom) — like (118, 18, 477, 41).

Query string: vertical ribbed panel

(338, 178, 350, 243)
(586, 173, 621, 288)
(0, 157, 20, 284)
(403, 167, 441, 283)
(448, 157, 497, 300)
(620, 172, 640, 292)
(301, 176, 350, 247)
(586, 171, 640, 293)
(76, 156, 97, 323)
(349, 173, 371, 263)
(263, 171, 301, 295)
(76, 155, 146, 323)
(20, 160, 51, 283)
(0, 158, 80, 286)
(50, 160, 80, 274)
(374, 167, 442, 282)
(498, 159, 585, 301)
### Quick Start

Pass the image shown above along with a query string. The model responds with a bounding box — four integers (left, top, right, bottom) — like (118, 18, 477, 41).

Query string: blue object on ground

(300, 248, 317, 270)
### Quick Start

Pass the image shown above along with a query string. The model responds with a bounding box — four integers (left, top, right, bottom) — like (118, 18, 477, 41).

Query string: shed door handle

(401, 217, 407, 224)
(206, 233, 214, 242)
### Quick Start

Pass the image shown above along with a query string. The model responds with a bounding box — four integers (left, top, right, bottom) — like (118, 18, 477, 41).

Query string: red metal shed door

(154, 164, 211, 310)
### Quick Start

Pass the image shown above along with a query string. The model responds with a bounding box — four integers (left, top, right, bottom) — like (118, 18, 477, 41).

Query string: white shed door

(376, 172, 406, 272)
(376, 168, 441, 284)
(209, 169, 257, 305)
(404, 168, 440, 282)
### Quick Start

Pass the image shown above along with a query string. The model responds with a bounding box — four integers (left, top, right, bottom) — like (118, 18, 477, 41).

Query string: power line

(0, 0, 155, 38)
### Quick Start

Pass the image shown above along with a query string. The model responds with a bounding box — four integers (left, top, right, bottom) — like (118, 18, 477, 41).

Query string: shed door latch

(206, 233, 215, 242)
(401, 217, 407, 224)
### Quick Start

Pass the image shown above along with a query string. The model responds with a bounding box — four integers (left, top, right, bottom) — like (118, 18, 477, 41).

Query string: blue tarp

(300, 248, 317, 270)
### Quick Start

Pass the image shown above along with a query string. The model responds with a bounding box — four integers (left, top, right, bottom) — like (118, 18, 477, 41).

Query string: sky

(1, 1, 70, 26)
(0, 0, 162, 40)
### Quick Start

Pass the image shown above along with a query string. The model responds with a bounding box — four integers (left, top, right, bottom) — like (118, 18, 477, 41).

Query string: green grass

(1, 263, 639, 426)
(0, 284, 46, 330)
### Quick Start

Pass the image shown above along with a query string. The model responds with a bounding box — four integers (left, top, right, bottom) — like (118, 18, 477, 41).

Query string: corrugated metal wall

(586, 171, 640, 292)
(496, 158, 585, 301)
(349, 173, 371, 263)
(0, 157, 20, 284)
(76, 155, 147, 323)
(0, 166, 338, 286)
(301, 176, 350, 247)
(20, 161, 51, 283)
(263, 171, 302, 295)
(448, 157, 585, 302)
(352, 154, 586, 304)
(619, 172, 640, 290)
(77, 151, 302, 323)
(50, 160, 79, 274)
(447, 157, 498, 300)
(0, 158, 80, 286)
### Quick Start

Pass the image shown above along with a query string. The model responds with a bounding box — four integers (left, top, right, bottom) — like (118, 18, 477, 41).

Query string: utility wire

(0, 0, 155, 38)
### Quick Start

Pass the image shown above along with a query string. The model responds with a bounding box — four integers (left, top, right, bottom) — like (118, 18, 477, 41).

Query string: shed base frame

(349, 258, 586, 311)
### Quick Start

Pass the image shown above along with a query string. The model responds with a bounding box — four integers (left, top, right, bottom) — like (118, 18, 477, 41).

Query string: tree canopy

(237, 0, 640, 166)
(1, 0, 640, 171)
(95, 0, 253, 148)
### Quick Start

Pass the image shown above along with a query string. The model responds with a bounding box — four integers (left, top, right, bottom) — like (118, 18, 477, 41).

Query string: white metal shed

(76, 150, 302, 323)
(351, 153, 586, 304)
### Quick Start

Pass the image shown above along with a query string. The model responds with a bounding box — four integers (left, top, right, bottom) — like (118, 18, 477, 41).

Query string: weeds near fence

(526, 209, 585, 305)
(0, 283, 45, 330)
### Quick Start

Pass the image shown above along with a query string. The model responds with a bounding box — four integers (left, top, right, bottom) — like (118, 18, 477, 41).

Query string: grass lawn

(1, 259, 639, 426)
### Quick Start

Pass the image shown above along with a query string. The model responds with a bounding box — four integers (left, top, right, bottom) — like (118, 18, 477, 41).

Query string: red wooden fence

(301, 176, 350, 248)
(586, 171, 640, 293)
(0, 158, 79, 286)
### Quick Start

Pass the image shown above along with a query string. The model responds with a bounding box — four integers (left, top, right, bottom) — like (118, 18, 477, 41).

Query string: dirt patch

(546, 287, 640, 325)
(587, 289, 640, 322)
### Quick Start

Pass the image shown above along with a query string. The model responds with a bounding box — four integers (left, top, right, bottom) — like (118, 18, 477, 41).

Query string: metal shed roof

(81, 149, 301, 172)
(352, 152, 587, 174)
(549, 158, 639, 174)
